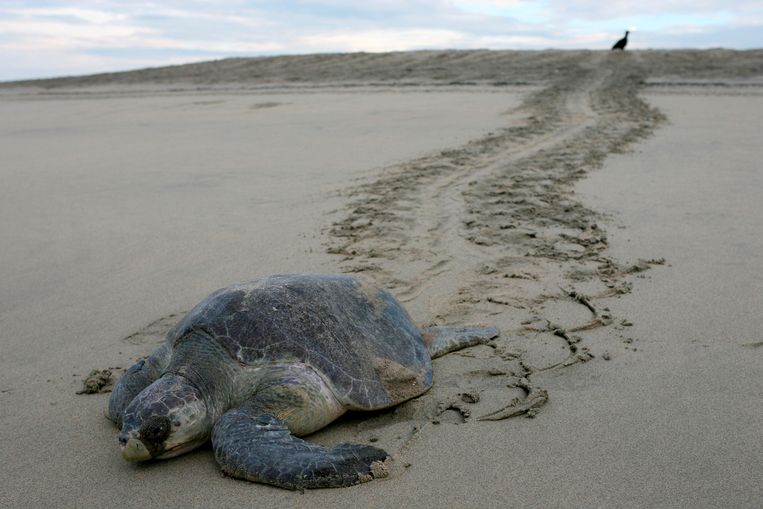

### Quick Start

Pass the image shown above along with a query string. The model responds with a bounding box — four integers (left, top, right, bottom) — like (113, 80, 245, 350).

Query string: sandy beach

(0, 50, 761, 507)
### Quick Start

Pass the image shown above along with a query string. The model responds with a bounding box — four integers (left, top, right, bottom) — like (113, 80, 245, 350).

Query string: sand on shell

(0, 50, 761, 507)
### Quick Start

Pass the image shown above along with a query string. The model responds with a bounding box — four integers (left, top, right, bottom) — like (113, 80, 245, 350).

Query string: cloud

(527, 0, 762, 19)
(300, 29, 466, 52)
(0, 20, 155, 50)
(0, 1, 760, 80)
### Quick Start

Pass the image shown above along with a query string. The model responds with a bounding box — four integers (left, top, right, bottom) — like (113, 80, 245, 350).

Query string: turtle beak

(122, 438, 152, 462)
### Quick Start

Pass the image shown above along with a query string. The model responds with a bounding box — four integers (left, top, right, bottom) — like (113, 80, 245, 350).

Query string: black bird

(612, 30, 629, 50)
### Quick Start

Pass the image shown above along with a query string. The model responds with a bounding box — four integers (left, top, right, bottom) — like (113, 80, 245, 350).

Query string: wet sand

(0, 50, 761, 507)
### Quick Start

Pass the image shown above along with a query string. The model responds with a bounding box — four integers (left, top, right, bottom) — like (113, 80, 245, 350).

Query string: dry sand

(0, 50, 761, 507)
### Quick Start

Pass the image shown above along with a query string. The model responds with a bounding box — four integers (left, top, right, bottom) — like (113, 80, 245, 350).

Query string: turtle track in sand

(325, 53, 666, 461)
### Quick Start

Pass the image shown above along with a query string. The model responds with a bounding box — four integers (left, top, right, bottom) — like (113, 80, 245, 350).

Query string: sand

(0, 50, 761, 507)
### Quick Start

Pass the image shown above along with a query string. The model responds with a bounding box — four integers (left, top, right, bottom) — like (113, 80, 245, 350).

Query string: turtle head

(118, 375, 211, 461)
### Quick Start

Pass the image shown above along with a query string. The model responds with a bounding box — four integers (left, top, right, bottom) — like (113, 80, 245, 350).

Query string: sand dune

(4, 49, 762, 91)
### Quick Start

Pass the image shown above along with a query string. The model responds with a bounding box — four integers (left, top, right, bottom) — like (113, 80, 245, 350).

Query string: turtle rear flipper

(212, 410, 388, 489)
(422, 325, 499, 359)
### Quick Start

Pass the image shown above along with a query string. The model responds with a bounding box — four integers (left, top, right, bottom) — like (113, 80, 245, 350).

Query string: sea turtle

(107, 273, 498, 489)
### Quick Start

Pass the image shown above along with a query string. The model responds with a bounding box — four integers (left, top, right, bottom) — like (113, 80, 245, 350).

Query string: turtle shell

(166, 273, 433, 410)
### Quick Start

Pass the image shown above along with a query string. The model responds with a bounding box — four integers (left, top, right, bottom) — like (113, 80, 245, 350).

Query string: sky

(1, 1, 761, 81)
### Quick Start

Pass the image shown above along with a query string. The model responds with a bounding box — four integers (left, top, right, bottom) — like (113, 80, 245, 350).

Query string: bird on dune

(612, 31, 629, 50)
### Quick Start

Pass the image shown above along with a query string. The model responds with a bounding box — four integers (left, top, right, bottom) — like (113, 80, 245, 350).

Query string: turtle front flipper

(107, 342, 171, 427)
(212, 410, 388, 489)
(421, 325, 499, 358)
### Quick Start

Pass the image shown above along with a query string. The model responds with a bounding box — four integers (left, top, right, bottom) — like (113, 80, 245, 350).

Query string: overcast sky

(1, 1, 760, 80)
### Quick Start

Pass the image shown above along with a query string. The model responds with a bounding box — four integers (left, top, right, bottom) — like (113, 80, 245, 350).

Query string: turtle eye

(172, 420, 181, 428)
